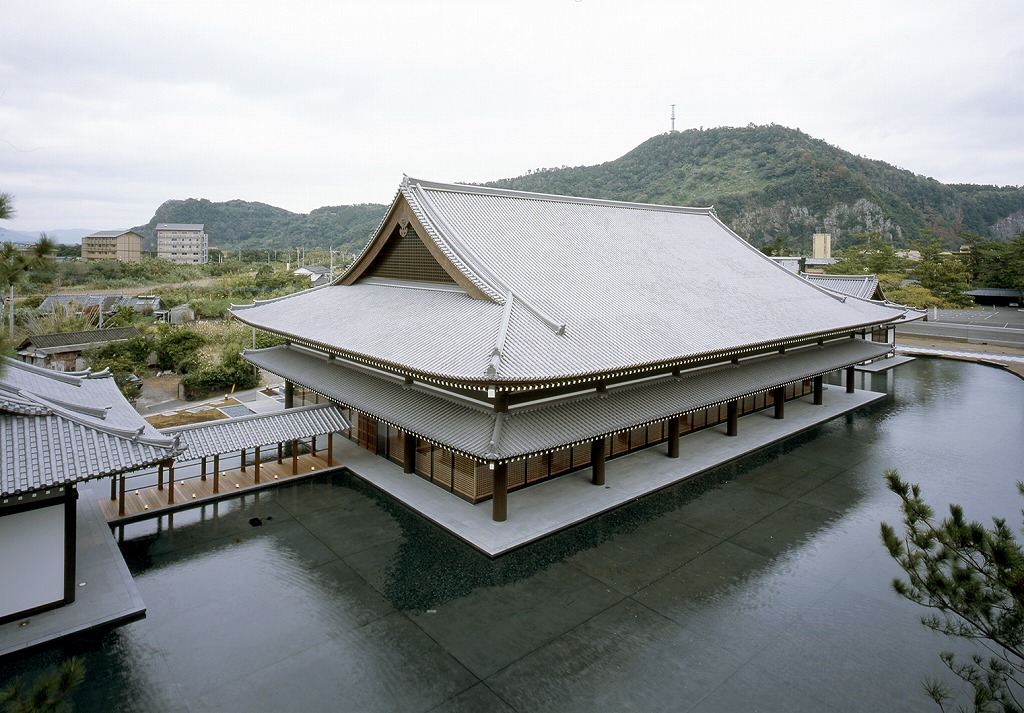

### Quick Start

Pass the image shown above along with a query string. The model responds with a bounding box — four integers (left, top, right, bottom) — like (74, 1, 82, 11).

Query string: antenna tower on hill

(670, 104, 676, 132)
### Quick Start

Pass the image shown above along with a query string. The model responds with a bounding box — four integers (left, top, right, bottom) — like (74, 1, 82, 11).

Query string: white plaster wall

(0, 504, 65, 619)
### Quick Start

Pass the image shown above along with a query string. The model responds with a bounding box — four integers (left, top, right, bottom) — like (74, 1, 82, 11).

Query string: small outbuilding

(17, 326, 141, 371)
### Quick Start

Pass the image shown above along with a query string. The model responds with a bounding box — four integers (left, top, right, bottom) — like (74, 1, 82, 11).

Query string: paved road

(900, 306, 1024, 348)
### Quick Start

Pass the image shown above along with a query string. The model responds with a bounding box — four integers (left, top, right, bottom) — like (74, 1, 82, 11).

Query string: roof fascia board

(338, 192, 490, 300)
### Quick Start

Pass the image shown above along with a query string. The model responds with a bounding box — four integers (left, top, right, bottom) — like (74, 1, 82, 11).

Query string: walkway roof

(160, 404, 349, 461)
(245, 339, 891, 462)
(232, 178, 917, 386)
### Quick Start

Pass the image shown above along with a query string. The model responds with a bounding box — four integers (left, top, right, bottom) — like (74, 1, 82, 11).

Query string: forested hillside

(131, 200, 387, 255)
(130, 125, 1024, 256)
(487, 125, 1024, 252)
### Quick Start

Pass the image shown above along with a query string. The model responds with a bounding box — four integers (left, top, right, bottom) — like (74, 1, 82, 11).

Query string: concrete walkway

(335, 388, 886, 556)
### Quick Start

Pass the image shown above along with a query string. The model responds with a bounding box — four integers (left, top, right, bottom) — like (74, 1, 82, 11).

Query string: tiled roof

(965, 288, 1021, 298)
(233, 179, 918, 384)
(245, 339, 891, 462)
(86, 230, 136, 238)
(161, 404, 349, 460)
(39, 293, 123, 313)
(802, 274, 882, 301)
(1, 359, 181, 496)
(18, 326, 140, 353)
(156, 223, 204, 231)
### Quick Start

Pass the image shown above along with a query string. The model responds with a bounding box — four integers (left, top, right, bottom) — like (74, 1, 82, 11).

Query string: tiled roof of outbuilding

(245, 339, 891, 462)
(0, 359, 181, 496)
(161, 404, 349, 461)
(18, 326, 139, 352)
(802, 274, 882, 301)
(233, 178, 917, 384)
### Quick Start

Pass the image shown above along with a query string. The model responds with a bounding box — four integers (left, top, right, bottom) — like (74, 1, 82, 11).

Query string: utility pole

(671, 104, 676, 133)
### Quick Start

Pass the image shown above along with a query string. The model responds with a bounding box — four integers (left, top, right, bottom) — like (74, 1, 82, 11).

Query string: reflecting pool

(3, 358, 1022, 712)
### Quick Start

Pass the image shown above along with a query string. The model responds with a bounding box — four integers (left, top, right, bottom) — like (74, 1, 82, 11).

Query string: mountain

(0, 227, 92, 245)
(485, 125, 1024, 252)
(131, 125, 1024, 255)
(130, 200, 387, 255)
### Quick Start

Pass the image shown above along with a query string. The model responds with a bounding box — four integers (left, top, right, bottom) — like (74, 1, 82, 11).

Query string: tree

(0, 193, 13, 221)
(0, 234, 56, 340)
(881, 470, 1024, 711)
(0, 656, 85, 713)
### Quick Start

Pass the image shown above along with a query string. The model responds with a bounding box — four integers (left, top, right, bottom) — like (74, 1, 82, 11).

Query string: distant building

(801, 273, 886, 301)
(38, 294, 160, 321)
(156, 223, 208, 264)
(293, 264, 331, 281)
(16, 326, 141, 371)
(81, 230, 143, 262)
(812, 233, 832, 259)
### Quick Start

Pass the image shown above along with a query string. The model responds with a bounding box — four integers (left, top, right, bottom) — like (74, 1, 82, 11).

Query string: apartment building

(81, 230, 143, 262)
(156, 223, 208, 264)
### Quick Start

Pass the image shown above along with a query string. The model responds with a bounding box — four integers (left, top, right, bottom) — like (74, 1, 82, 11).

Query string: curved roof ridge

(407, 176, 714, 215)
(406, 179, 568, 335)
(230, 282, 332, 311)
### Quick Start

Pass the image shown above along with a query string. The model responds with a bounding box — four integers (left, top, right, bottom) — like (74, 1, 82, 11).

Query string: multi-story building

(81, 230, 143, 262)
(156, 223, 208, 264)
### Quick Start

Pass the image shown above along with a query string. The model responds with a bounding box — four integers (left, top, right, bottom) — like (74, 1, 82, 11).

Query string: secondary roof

(232, 178, 917, 385)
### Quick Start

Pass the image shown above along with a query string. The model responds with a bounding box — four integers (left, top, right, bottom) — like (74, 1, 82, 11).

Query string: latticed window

(364, 227, 458, 284)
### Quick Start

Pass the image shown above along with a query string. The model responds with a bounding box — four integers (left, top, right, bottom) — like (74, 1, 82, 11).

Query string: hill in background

(128, 125, 1023, 257)
(485, 125, 1024, 253)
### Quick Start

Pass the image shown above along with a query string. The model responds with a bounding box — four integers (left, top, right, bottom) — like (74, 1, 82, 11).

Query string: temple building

(231, 178, 920, 522)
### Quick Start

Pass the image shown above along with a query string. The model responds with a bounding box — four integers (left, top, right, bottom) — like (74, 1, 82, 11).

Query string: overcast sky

(1, 0, 1022, 232)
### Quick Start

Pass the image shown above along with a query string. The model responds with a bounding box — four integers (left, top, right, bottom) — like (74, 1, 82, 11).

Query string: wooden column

(846, 366, 856, 393)
(254, 446, 261, 484)
(311, 435, 317, 457)
(814, 375, 824, 405)
(403, 432, 416, 474)
(284, 380, 294, 408)
(492, 463, 508, 522)
(327, 433, 334, 467)
(591, 438, 606, 486)
(727, 400, 739, 437)
(200, 457, 207, 481)
(240, 448, 247, 472)
(110, 475, 116, 500)
(277, 442, 283, 463)
(167, 461, 175, 504)
(213, 453, 220, 494)
(118, 474, 126, 516)
(157, 463, 164, 490)
(773, 386, 785, 419)
(292, 439, 299, 475)
(667, 417, 680, 459)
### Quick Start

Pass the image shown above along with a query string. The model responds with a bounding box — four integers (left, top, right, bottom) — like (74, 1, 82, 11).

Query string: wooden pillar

(200, 457, 207, 481)
(277, 442, 283, 463)
(157, 463, 164, 490)
(240, 448, 247, 472)
(110, 474, 116, 500)
(403, 432, 416, 474)
(492, 463, 508, 522)
(118, 474, 126, 516)
(814, 375, 824, 405)
(167, 461, 175, 504)
(254, 446, 261, 484)
(773, 386, 785, 419)
(213, 453, 220, 494)
(311, 435, 318, 457)
(727, 400, 739, 437)
(327, 433, 334, 467)
(667, 417, 680, 459)
(284, 380, 294, 408)
(292, 439, 298, 475)
(591, 438, 606, 486)
(846, 366, 856, 393)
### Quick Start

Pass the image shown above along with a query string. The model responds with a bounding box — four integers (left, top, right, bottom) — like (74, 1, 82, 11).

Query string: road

(899, 306, 1024, 349)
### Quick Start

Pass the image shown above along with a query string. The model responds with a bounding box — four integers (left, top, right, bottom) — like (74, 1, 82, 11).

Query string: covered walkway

(98, 404, 348, 523)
